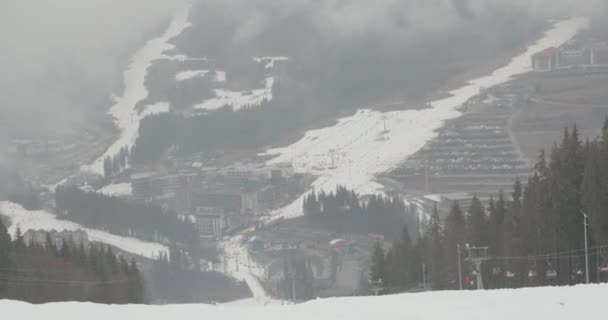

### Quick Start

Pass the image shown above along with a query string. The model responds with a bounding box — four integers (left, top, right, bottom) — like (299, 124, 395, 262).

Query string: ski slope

(194, 76, 275, 111)
(221, 236, 280, 305)
(97, 183, 133, 197)
(0, 201, 167, 259)
(2, 284, 606, 319)
(193, 57, 285, 111)
(175, 70, 209, 81)
(82, 2, 193, 176)
(253, 56, 289, 69)
(263, 17, 589, 221)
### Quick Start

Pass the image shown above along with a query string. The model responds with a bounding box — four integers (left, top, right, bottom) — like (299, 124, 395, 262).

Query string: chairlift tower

(465, 245, 489, 290)
(329, 149, 337, 169)
(382, 115, 388, 134)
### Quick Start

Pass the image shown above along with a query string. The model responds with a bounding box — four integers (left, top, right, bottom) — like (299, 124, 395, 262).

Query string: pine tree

(582, 140, 606, 243)
(467, 195, 488, 247)
(444, 201, 467, 288)
(0, 218, 13, 295)
(426, 204, 446, 289)
(103, 157, 112, 179)
(369, 241, 386, 284)
(489, 191, 506, 255)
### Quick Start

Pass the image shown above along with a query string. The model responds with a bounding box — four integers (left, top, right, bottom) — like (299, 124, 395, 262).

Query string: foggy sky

(201, 0, 605, 47)
(0, 0, 605, 140)
(0, 0, 185, 138)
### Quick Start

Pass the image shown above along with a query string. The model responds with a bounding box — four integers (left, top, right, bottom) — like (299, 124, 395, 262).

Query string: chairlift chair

(600, 251, 608, 273)
(545, 256, 558, 279)
(505, 261, 515, 278)
(527, 261, 538, 280)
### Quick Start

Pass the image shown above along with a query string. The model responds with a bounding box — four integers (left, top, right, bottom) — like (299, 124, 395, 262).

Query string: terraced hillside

(390, 84, 534, 200)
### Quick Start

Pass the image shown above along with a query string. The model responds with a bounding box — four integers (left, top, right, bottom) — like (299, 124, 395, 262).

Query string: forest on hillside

(55, 186, 198, 246)
(302, 186, 419, 240)
(371, 123, 608, 293)
(130, 88, 333, 165)
(0, 220, 144, 304)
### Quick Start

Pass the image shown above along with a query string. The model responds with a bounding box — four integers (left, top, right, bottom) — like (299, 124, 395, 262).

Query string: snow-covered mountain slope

(2, 284, 606, 319)
(82, 2, 193, 176)
(263, 17, 589, 221)
(0, 201, 167, 259)
(193, 57, 285, 111)
(97, 183, 133, 197)
(220, 236, 281, 305)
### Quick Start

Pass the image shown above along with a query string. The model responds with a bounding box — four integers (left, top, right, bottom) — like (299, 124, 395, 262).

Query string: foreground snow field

(2, 284, 605, 319)
(264, 17, 589, 221)
(0, 201, 167, 259)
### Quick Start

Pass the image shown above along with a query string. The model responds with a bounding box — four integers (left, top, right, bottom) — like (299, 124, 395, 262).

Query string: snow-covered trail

(264, 17, 589, 221)
(82, 2, 193, 176)
(2, 284, 606, 319)
(221, 236, 281, 305)
(0, 201, 168, 259)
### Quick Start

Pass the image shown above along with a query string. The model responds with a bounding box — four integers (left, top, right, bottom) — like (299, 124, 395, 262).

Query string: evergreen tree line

(371, 123, 608, 292)
(103, 146, 130, 179)
(0, 219, 144, 304)
(131, 96, 332, 165)
(55, 186, 198, 245)
(303, 186, 418, 240)
(149, 246, 250, 303)
(276, 256, 316, 302)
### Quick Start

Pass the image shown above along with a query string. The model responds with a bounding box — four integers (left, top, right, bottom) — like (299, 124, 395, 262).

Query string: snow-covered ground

(263, 17, 589, 221)
(2, 284, 606, 319)
(82, 2, 193, 176)
(214, 70, 227, 82)
(221, 236, 281, 305)
(161, 54, 208, 62)
(175, 69, 209, 81)
(194, 77, 275, 112)
(97, 183, 133, 198)
(0, 201, 167, 259)
(253, 56, 289, 69)
(193, 56, 286, 111)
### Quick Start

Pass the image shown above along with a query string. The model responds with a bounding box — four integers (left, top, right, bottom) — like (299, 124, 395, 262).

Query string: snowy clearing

(0, 201, 167, 259)
(253, 56, 289, 69)
(2, 284, 606, 319)
(161, 54, 208, 62)
(194, 77, 274, 112)
(175, 69, 209, 81)
(82, 2, 193, 176)
(214, 70, 227, 82)
(97, 183, 133, 197)
(142, 102, 170, 117)
(263, 17, 589, 221)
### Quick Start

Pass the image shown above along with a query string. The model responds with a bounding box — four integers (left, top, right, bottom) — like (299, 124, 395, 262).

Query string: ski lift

(492, 266, 503, 276)
(573, 261, 584, 280)
(505, 261, 515, 278)
(546, 256, 558, 279)
(546, 269, 558, 278)
(600, 250, 608, 274)
(528, 261, 538, 280)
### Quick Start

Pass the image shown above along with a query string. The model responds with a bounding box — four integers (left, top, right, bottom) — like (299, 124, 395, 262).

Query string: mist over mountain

(0, 0, 186, 138)
(176, 0, 606, 108)
(0, 0, 605, 140)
